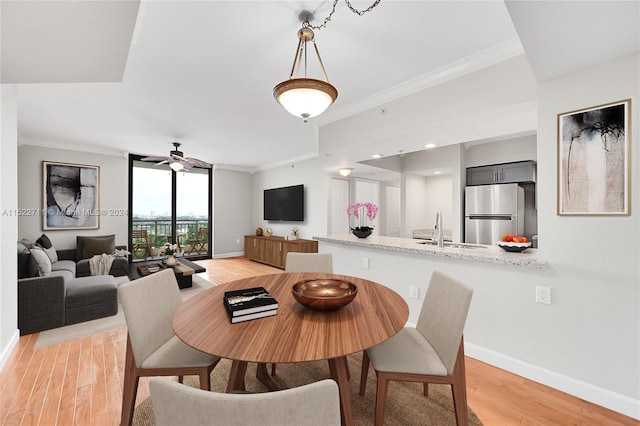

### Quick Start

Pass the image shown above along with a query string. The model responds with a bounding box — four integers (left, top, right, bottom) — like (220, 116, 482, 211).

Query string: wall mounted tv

(264, 184, 304, 221)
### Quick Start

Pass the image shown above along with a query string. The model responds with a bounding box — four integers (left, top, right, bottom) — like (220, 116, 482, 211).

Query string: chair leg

(200, 368, 211, 391)
(359, 350, 370, 396)
(178, 375, 184, 384)
(120, 336, 140, 426)
(423, 383, 429, 397)
(271, 363, 276, 376)
(374, 371, 390, 426)
(450, 340, 469, 426)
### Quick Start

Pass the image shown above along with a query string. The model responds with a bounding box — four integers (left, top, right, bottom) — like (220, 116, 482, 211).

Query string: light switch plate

(410, 285, 419, 299)
(536, 286, 551, 304)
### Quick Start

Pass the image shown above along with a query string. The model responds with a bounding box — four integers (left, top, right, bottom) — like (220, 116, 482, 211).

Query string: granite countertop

(314, 234, 546, 269)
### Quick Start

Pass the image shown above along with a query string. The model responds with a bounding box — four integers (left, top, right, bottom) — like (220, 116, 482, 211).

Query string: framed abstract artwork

(557, 99, 631, 215)
(43, 161, 100, 230)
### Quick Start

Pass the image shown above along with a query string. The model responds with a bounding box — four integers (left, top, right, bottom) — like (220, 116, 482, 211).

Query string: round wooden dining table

(173, 272, 409, 426)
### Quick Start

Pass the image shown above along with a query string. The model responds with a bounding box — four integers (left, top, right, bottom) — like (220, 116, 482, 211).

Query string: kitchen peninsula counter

(314, 234, 546, 269)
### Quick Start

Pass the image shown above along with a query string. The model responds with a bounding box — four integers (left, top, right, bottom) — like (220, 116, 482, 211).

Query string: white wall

(465, 134, 537, 167)
(425, 175, 453, 233)
(212, 168, 252, 257)
(0, 85, 20, 370)
(404, 173, 454, 235)
(320, 55, 537, 162)
(17, 144, 128, 249)
(251, 157, 328, 241)
(315, 54, 640, 417)
(536, 54, 639, 402)
(403, 173, 431, 237)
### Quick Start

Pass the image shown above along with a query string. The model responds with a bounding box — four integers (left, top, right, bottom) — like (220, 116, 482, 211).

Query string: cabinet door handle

(279, 242, 282, 251)
(493, 171, 498, 182)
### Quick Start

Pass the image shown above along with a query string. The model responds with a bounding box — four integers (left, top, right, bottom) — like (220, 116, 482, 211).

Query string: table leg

(327, 356, 354, 426)
(256, 363, 282, 391)
(227, 360, 248, 392)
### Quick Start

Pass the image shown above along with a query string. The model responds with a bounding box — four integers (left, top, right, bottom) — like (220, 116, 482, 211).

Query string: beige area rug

(132, 356, 483, 426)
(33, 275, 214, 350)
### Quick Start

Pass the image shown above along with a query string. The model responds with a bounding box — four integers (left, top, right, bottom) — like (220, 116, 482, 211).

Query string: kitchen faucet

(434, 212, 444, 248)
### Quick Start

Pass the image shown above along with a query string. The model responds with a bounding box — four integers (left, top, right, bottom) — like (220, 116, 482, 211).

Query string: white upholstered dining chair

(150, 376, 341, 426)
(285, 252, 333, 273)
(119, 269, 221, 426)
(359, 270, 474, 426)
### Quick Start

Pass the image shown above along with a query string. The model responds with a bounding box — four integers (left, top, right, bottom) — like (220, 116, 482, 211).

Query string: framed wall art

(557, 99, 631, 215)
(43, 161, 100, 230)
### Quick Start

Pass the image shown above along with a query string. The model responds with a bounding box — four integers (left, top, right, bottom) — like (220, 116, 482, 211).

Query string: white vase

(166, 254, 177, 266)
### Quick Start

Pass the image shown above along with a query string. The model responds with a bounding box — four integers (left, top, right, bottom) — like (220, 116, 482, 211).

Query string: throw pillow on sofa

(36, 233, 58, 263)
(78, 234, 116, 260)
(30, 246, 52, 277)
(36, 233, 53, 249)
(17, 241, 37, 278)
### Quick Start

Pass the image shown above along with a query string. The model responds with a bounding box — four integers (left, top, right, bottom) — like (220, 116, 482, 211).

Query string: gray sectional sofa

(17, 234, 130, 335)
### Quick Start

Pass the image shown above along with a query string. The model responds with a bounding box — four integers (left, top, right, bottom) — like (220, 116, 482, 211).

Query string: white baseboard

(213, 251, 244, 259)
(465, 342, 640, 420)
(0, 329, 20, 373)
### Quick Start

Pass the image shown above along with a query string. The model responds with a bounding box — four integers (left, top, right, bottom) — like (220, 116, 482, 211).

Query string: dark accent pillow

(17, 241, 34, 279)
(36, 234, 53, 249)
(76, 235, 115, 260)
(79, 235, 116, 259)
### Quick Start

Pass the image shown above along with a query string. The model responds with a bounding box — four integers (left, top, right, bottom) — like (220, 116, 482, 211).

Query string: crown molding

(315, 37, 524, 127)
(18, 135, 128, 158)
(213, 164, 255, 174)
(253, 151, 319, 173)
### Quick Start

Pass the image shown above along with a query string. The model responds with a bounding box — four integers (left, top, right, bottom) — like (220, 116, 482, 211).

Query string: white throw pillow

(40, 244, 58, 263)
(30, 247, 52, 277)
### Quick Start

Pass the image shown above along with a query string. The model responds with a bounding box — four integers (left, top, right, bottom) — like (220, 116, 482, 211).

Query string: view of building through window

(132, 161, 210, 255)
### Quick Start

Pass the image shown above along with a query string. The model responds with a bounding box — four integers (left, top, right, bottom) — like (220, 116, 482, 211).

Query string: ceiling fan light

(274, 78, 337, 121)
(169, 161, 184, 172)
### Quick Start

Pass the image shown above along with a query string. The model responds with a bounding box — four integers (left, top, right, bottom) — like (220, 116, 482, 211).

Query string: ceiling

(2, 1, 638, 173)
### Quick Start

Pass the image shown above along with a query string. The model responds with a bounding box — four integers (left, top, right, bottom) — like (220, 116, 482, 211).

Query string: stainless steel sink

(415, 240, 486, 249)
(447, 243, 486, 249)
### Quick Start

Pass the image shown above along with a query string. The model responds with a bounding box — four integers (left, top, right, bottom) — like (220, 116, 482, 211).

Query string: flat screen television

(264, 184, 304, 221)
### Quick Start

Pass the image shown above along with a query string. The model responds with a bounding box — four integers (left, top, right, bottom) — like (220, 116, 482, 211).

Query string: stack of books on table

(223, 287, 279, 323)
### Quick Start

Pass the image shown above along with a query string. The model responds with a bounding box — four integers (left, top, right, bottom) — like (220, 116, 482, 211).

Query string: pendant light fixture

(273, 24, 337, 123)
(273, 0, 381, 122)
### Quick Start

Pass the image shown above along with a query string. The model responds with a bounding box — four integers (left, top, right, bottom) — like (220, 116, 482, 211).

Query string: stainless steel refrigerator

(464, 183, 524, 245)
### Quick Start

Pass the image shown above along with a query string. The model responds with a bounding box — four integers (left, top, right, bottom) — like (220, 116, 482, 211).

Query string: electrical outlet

(361, 257, 369, 269)
(536, 286, 551, 304)
(236, 238, 240, 244)
(409, 285, 419, 299)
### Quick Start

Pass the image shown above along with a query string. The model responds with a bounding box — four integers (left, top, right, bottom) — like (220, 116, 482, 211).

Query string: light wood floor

(1, 257, 637, 425)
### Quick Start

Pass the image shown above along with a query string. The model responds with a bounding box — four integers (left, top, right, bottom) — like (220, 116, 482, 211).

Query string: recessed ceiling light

(433, 171, 442, 175)
(424, 143, 436, 149)
(372, 154, 382, 159)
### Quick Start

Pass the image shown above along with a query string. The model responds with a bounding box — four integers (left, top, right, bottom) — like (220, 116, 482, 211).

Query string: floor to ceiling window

(129, 155, 212, 262)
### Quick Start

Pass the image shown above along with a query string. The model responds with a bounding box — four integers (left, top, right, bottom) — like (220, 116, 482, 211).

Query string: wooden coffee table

(128, 258, 205, 289)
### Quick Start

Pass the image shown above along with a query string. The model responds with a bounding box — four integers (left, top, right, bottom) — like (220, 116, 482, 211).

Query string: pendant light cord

(304, 0, 381, 30)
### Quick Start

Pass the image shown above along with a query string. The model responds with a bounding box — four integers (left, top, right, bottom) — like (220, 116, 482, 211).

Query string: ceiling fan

(141, 142, 212, 172)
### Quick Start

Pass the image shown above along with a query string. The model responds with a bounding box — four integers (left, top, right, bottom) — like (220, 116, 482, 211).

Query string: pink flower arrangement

(346, 202, 378, 231)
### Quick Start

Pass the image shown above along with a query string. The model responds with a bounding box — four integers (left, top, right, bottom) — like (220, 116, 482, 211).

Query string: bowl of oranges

(498, 234, 532, 252)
